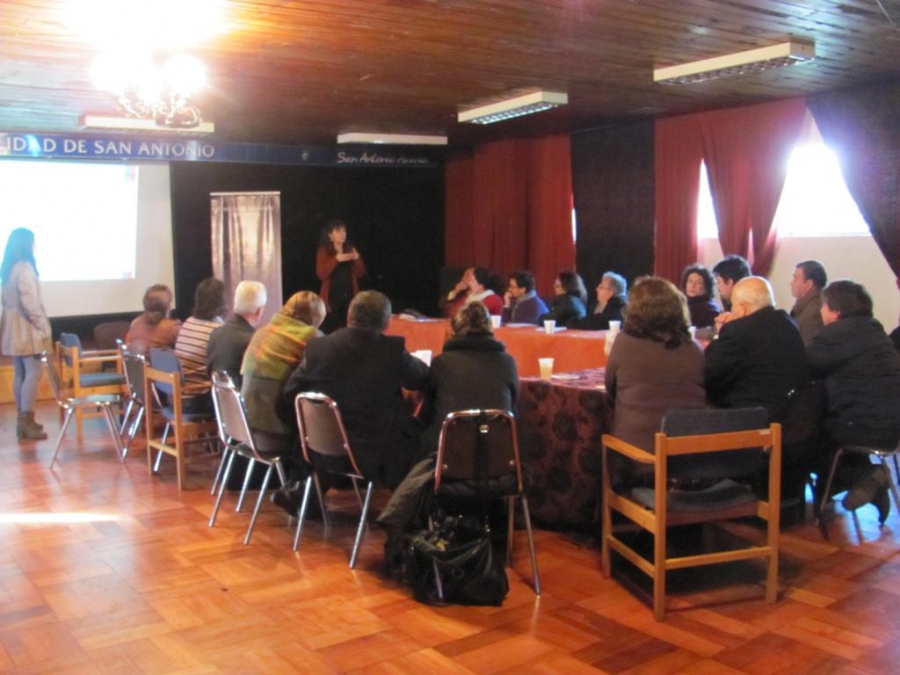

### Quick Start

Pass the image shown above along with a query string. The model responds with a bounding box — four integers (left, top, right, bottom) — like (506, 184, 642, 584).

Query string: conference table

(388, 313, 613, 531)
(387, 316, 609, 377)
(517, 368, 612, 531)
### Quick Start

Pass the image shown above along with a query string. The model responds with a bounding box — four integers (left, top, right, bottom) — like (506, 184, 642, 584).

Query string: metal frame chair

(602, 407, 781, 621)
(293, 392, 373, 568)
(817, 442, 900, 538)
(430, 409, 541, 598)
(42, 352, 123, 468)
(119, 348, 152, 460)
(209, 372, 289, 544)
(143, 347, 218, 490)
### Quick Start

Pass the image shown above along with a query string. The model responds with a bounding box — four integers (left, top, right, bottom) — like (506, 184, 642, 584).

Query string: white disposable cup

(608, 320, 621, 333)
(490, 315, 502, 329)
(543, 320, 556, 334)
(412, 349, 432, 366)
(538, 357, 554, 380)
(688, 326, 697, 340)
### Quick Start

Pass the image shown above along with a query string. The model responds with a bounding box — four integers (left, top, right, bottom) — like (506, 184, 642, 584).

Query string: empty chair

(430, 409, 541, 597)
(57, 332, 127, 438)
(143, 347, 218, 490)
(602, 407, 781, 621)
(42, 352, 123, 467)
(119, 349, 152, 460)
(293, 392, 373, 568)
(209, 371, 289, 544)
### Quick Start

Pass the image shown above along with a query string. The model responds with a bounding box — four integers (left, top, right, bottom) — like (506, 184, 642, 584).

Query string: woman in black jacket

(808, 280, 900, 523)
(539, 271, 587, 327)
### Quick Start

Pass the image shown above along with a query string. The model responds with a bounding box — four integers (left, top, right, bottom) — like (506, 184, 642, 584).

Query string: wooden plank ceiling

(1, 0, 900, 148)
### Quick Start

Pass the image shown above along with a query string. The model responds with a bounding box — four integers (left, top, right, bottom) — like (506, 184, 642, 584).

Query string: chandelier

(92, 53, 207, 129)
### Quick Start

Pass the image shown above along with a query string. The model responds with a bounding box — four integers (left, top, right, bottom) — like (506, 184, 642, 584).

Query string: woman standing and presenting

(316, 219, 366, 332)
(1, 228, 51, 441)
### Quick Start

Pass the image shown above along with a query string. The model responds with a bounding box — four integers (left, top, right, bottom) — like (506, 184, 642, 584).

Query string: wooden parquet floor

(2, 403, 900, 674)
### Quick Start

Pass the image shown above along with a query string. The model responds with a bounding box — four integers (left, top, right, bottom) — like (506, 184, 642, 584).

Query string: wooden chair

(42, 352, 123, 468)
(56, 332, 126, 439)
(143, 348, 217, 491)
(209, 372, 289, 544)
(293, 392, 373, 568)
(431, 409, 541, 597)
(602, 407, 781, 621)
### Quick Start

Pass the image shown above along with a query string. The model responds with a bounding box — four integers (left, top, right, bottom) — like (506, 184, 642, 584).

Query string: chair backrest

(59, 332, 82, 367)
(211, 371, 257, 452)
(660, 407, 769, 481)
(93, 321, 131, 351)
(40, 352, 67, 404)
(294, 392, 361, 474)
(434, 409, 522, 491)
(149, 347, 183, 397)
(122, 353, 148, 405)
(781, 382, 825, 448)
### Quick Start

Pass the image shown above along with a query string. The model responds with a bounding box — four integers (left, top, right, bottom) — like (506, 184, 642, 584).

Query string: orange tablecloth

(387, 317, 608, 377)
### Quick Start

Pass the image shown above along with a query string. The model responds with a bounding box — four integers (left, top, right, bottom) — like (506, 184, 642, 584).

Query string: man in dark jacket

(206, 280, 267, 386)
(281, 290, 429, 494)
(705, 276, 809, 423)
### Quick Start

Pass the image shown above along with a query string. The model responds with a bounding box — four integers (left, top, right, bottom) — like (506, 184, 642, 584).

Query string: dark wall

(572, 121, 655, 300)
(168, 161, 445, 320)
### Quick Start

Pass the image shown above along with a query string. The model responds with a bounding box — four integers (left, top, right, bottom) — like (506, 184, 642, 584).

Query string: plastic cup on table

(543, 320, 556, 334)
(490, 315, 502, 329)
(538, 357, 554, 380)
(608, 320, 621, 334)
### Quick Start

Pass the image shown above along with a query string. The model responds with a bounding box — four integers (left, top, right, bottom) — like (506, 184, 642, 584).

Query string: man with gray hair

(282, 290, 429, 491)
(207, 280, 267, 386)
(705, 276, 808, 422)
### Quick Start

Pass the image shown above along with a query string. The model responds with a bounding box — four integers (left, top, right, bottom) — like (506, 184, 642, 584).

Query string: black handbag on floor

(404, 514, 509, 606)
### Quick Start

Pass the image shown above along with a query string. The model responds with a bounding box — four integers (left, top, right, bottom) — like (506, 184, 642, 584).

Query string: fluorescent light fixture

(458, 90, 568, 125)
(654, 40, 815, 85)
(336, 132, 447, 145)
(80, 115, 215, 135)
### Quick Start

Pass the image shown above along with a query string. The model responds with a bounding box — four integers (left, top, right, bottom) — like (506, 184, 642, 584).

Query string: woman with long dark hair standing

(316, 219, 366, 332)
(0, 228, 51, 441)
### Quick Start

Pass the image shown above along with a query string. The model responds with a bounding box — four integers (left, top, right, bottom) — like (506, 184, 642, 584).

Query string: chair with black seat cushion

(293, 392, 374, 568)
(602, 407, 781, 621)
(57, 332, 126, 439)
(209, 371, 289, 544)
(42, 352, 123, 468)
(143, 347, 218, 490)
(430, 409, 541, 597)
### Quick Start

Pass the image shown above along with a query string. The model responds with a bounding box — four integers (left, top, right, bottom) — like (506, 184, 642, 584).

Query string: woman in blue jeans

(0, 228, 51, 441)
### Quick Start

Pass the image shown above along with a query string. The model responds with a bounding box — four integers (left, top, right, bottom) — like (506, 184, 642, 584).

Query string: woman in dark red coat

(316, 219, 366, 332)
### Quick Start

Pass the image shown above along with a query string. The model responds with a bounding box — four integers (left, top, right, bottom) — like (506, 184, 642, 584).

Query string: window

(697, 136, 869, 240)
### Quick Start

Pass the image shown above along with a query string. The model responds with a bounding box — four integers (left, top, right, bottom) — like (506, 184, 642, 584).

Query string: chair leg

(123, 406, 144, 461)
(210, 441, 228, 496)
(293, 476, 315, 551)
(349, 481, 374, 569)
(817, 448, 846, 539)
(101, 404, 124, 462)
(506, 496, 515, 567)
(119, 399, 134, 437)
(427, 514, 445, 601)
(236, 458, 256, 513)
(519, 494, 541, 596)
(49, 409, 75, 467)
(313, 473, 330, 534)
(653, 521, 667, 621)
(209, 449, 236, 527)
(243, 464, 275, 545)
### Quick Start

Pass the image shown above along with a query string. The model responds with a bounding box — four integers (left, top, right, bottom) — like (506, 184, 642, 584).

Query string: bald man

(704, 276, 809, 422)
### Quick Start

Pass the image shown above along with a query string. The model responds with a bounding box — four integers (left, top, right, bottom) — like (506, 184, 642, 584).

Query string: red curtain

(697, 98, 807, 275)
(444, 135, 575, 295)
(654, 116, 703, 283)
(808, 83, 900, 278)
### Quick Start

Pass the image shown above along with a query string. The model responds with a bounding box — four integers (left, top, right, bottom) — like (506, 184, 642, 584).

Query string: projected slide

(0, 159, 175, 317)
(0, 160, 138, 281)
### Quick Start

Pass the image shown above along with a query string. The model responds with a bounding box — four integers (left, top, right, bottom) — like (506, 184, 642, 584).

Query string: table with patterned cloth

(517, 368, 613, 532)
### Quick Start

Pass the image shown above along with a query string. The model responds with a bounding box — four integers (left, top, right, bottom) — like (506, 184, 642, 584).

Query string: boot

(18, 411, 48, 441)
